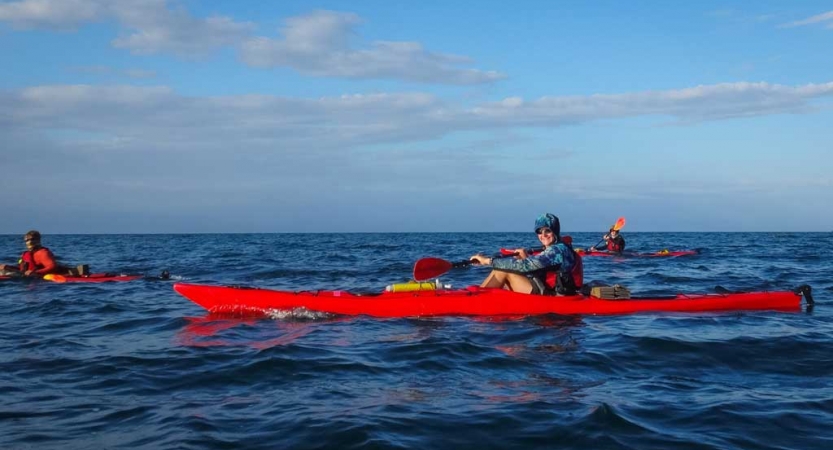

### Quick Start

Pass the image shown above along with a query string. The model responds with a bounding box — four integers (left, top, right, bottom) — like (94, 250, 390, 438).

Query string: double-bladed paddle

(413, 250, 523, 281)
(413, 257, 474, 281)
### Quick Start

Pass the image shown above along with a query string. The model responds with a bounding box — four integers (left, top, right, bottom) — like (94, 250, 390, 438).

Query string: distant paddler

(588, 217, 626, 254)
(0, 230, 78, 277)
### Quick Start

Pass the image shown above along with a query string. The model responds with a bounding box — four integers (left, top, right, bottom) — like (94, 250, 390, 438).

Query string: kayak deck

(173, 283, 813, 318)
(576, 249, 699, 257)
(500, 248, 699, 258)
(0, 273, 142, 283)
(58, 273, 143, 283)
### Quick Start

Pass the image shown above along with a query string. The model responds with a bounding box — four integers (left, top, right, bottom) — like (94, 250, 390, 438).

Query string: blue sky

(1, 0, 831, 233)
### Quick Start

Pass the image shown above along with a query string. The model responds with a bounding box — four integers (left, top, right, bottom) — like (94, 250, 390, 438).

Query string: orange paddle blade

(612, 217, 626, 231)
(43, 274, 67, 283)
(413, 257, 454, 281)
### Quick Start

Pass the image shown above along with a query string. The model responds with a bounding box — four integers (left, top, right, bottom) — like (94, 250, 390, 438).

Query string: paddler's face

(24, 237, 37, 250)
(536, 227, 555, 246)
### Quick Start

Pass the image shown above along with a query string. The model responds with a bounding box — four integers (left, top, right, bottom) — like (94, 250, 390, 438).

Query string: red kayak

(0, 273, 142, 283)
(173, 283, 813, 318)
(500, 248, 698, 258)
(576, 249, 699, 257)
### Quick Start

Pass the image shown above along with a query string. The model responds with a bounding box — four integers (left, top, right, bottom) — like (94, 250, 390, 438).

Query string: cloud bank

(0, 0, 503, 83)
(2, 81, 831, 156)
(239, 10, 505, 84)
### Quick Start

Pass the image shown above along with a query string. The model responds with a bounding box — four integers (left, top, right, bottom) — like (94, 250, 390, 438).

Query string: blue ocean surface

(1, 232, 832, 449)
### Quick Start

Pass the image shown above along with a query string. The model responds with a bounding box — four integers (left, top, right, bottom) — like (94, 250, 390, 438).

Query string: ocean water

(1, 232, 831, 450)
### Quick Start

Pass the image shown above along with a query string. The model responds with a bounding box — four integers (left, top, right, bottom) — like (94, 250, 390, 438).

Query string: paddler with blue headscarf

(470, 213, 582, 295)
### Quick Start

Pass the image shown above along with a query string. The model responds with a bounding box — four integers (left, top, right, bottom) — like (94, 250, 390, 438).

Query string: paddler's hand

(513, 248, 529, 259)
(470, 254, 492, 266)
(588, 247, 596, 252)
(24, 270, 35, 277)
(0, 264, 6, 271)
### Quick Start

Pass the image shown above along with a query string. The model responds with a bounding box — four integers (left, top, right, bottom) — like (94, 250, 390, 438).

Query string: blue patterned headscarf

(534, 213, 560, 237)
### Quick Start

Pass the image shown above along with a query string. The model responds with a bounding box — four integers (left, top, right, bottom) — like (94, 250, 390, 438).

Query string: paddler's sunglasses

(536, 228, 553, 235)
(24, 238, 36, 243)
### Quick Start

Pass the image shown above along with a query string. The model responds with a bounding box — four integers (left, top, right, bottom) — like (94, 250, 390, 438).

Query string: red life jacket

(542, 236, 583, 294)
(19, 247, 51, 272)
(606, 235, 625, 252)
(571, 252, 584, 288)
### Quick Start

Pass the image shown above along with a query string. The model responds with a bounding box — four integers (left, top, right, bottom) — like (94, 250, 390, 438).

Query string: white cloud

(2, 81, 831, 232)
(110, 1, 255, 56)
(780, 10, 833, 28)
(469, 82, 833, 124)
(0, 0, 107, 29)
(2, 81, 831, 157)
(0, 2, 502, 83)
(239, 10, 505, 84)
(0, 0, 254, 55)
